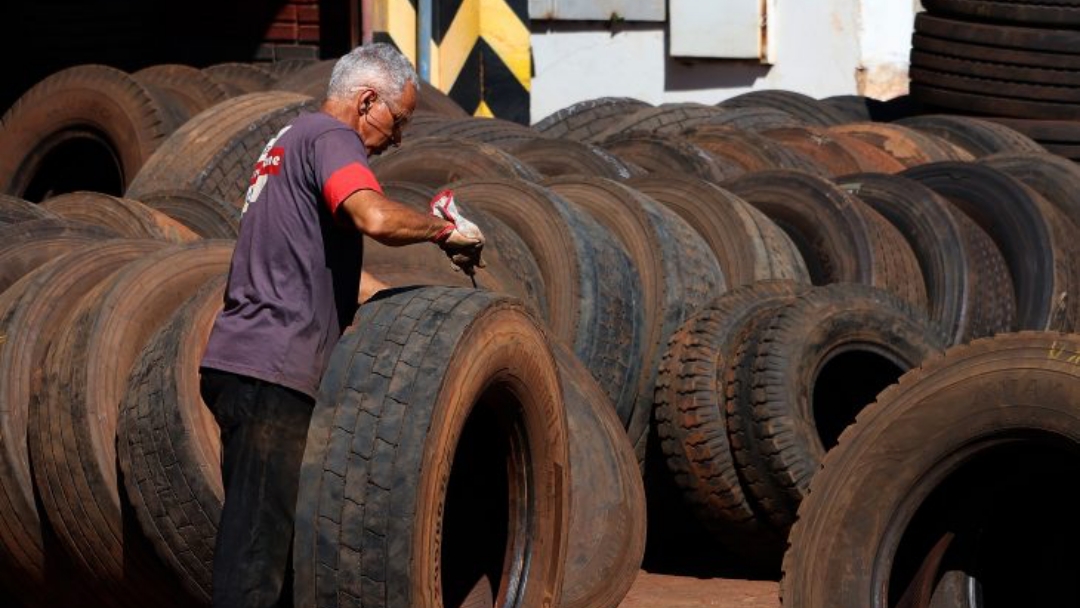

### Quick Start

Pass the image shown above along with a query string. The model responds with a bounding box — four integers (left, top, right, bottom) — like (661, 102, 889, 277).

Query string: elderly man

(199, 43, 483, 608)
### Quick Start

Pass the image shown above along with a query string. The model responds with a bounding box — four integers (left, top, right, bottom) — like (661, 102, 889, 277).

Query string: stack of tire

(910, 0, 1080, 161)
(4, 54, 1080, 608)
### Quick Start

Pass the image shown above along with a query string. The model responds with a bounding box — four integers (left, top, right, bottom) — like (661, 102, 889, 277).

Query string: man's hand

(430, 190, 485, 274)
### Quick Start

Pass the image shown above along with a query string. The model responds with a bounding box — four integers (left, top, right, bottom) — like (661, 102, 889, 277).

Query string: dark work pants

(200, 368, 315, 608)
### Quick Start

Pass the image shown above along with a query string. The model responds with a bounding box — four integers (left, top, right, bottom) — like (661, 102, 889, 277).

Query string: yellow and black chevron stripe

(372, 0, 530, 124)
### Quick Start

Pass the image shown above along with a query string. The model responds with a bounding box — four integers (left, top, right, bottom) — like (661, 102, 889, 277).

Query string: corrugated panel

(528, 0, 664, 22)
(670, 0, 764, 59)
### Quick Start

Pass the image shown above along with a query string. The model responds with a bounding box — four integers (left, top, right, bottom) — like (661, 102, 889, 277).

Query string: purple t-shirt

(201, 111, 383, 397)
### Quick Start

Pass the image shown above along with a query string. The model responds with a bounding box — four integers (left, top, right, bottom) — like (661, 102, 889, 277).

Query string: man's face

(357, 82, 417, 156)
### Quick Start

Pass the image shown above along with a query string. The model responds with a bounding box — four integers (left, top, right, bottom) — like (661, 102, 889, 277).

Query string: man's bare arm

(339, 188, 449, 245)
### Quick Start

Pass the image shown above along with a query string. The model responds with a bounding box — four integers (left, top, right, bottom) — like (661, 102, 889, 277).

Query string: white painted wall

(530, 2, 920, 124)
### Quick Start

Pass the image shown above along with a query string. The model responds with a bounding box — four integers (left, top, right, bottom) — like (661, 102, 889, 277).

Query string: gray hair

(327, 43, 420, 104)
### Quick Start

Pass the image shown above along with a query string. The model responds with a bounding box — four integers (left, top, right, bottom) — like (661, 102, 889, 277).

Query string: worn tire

(923, 0, 1080, 27)
(133, 64, 231, 119)
(598, 134, 743, 182)
(0, 65, 173, 199)
(0, 194, 55, 224)
(980, 151, 1080, 230)
(685, 125, 831, 176)
(718, 90, 849, 127)
(126, 91, 318, 207)
(533, 97, 652, 141)
(781, 332, 1080, 607)
(294, 287, 570, 608)
(202, 62, 276, 96)
(895, 114, 1046, 157)
(510, 138, 644, 180)
(904, 162, 1080, 331)
(628, 175, 810, 286)
(450, 179, 644, 421)
(138, 189, 241, 239)
(828, 122, 974, 167)
(117, 274, 227, 603)
(39, 191, 199, 242)
(0, 219, 118, 295)
(370, 137, 541, 188)
(416, 117, 544, 150)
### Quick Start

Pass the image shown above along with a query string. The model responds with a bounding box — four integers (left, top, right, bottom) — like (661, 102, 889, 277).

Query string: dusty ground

(619, 571, 780, 608)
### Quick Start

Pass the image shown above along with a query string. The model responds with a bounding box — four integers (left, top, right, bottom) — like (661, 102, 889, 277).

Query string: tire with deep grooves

(40, 191, 199, 242)
(735, 284, 946, 535)
(654, 281, 805, 559)
(118, 274, 228, 603)
(629, 176, 809, 287)
(0, 65, 172, 198)
(294, 286, 570, 608)
(126, 91, 318, 207)
(588, 103, 731, 141)
(546, 176, 727, 460)
(903, 162, 1080, 331)
(781, 332, 1080, 607)
(449, 179, 644, 422)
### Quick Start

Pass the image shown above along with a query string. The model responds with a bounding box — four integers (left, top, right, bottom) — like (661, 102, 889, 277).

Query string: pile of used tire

(3, 58, 1080, 608)
(910, 0, 1080, 161)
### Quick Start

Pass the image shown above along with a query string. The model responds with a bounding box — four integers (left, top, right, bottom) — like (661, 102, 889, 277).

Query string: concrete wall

(529, 1, 921, 123)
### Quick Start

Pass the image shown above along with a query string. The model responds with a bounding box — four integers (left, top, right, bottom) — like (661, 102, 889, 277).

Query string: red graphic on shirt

(249, 146, 285, 185)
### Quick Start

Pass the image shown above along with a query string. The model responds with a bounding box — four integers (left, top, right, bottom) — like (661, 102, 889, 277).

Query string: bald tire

(370, 137, 541, 189)
(118, 276, 226, 603)
(40, 192, 199, 242)
(138, 189, 241, 239)
(895, 114, 1046, 158)
(0, 194, 55, 225)
(728, 284, 946, 539)
(554, 341, 646, 608)
(418, 117, 544, 150)
(599, 134, 743, 182)
(0, 219, 118, 295)
(510, 138, 644, 180)
(132, 64, 231, 120)
(125, 91, 318, 208)
(293, 287, 569, 608)
(0, 65, 173, 197)
(545, 176, 726, 461)
(781, 332, 1080, 607)
(654, 281, 805, 561)
(718, 90, 849, 127)
(202, 62, 276, 96)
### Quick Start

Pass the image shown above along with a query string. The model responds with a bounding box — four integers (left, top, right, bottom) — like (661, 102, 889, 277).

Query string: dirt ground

(619, 571, 780, 608)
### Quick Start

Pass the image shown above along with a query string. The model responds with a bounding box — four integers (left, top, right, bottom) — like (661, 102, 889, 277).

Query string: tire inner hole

(24, 134, 124, 202)
(813, 348, 905, 450)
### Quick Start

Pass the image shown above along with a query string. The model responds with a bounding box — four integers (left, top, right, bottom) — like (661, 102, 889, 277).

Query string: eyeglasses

(375, 93, 410, 132)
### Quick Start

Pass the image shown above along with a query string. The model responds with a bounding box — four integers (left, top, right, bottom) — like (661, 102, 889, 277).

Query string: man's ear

(356, 88, 377, 115)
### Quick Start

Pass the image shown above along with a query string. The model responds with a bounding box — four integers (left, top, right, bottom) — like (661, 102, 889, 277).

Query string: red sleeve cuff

(323, 162, 383, 214)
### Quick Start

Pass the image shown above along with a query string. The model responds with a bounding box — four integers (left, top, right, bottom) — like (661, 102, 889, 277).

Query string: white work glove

(430, 189, 485, 273)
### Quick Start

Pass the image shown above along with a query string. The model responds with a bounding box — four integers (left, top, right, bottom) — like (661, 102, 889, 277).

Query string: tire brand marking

(1047, 340, 1080, 364)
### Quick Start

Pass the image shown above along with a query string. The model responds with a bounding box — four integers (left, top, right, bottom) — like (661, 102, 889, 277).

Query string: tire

(0, 195, 55, 225)
(723, 170, 928, 313)
(915, 12, 1080, 53)
(365, 182, 548, 319)
(532, 97, 652, 141)
(418, 81, 471, 118)
(627, 175, 810, 286)
(654, 281, 805, 560)
(0, 219, 118, 295)
(759, 126, 865, 176)
(370, 137, 541, 188)
(731, 283, 946, 535)
(415, 117, 544, 150)
(912, 66, 1080, 104)
(117, 274, 228, 603)
(0, 240, 168, 604)
(39, 191, 199, 242)
(980, 151, 1080, 230)
(125, 91, 318, 207)
(510, 138, 645, 180)
(546, 176, 727, 460)
(588, 103, 731, 140)
(781, 332, 1080, 607)
(553, 341, 646, 608)
(202, 62, 276, 95)
(903, 162, 1080, 331)
(264, 58, 317, 81)
(718, 90, 850, 127)
(133, 64, 231, 119)
(912, 81, 1080, 120)
(272, 59, 335, 98)
(137, 189, 241, 239)
(449, 179, 644, 424)
(836, 173, 1013, 344)
(911, 49, 1080, 88)
(923, 0, 1080, 27)
(685, 125, 831, 176)
(912, 32, 1080, 70)
(895, 114, 1046, 157)
(0, 65, 172, 200)
(294, 287, 570, 608)
(598, 134, 743, 182)
(827, 122, 974, 167)
(696, 106, 805, 132)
